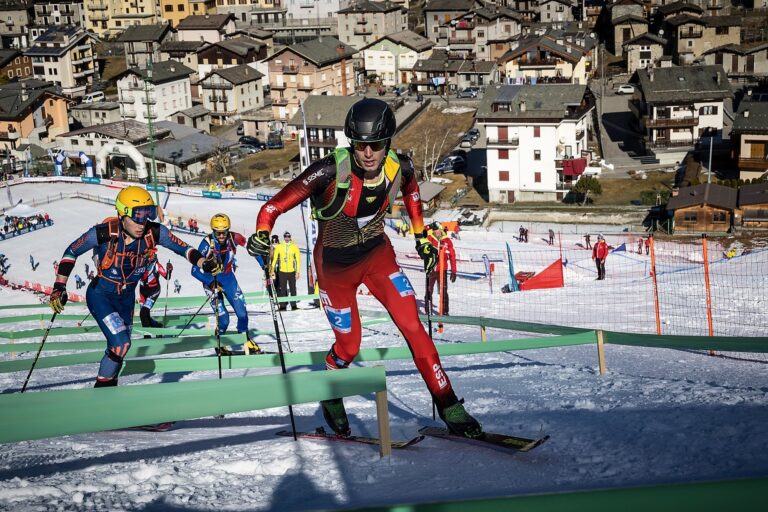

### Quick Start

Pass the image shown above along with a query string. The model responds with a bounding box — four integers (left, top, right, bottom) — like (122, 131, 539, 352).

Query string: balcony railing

(738, 157, 768, 169)
(141, 96, 156, 104)
(119, 95, 134, 103)
(271, 83, 286, 90)
(122, 109, 137, 117)
(518, 57, 559, 68)
(487, 137, 519, 146)
(354, 28, 373, 35)
(73, 69, 94, 79)
(92, 2, 108, 10)
(201, 82, 233, 90)
(645, 116, 699, 128)
(303, 137, 338, 148)
(0, 131, 19, 141)
(297, 83, 314, 90)
(452, 21, 475, 30)
(646, 139, 694, 149)
(89, 14, 109, 21)
(273, 98, 289, 105)
(679, 30, 703, 39)
(448, 37, 475, 45)
(282, 65, 299, 74)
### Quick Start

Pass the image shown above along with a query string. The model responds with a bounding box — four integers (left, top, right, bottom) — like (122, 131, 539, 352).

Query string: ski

(418, 426, 549, 453)
(127, 422, 176, 432)
(214, 348, 276, 356)
(276, 427, 425, 449)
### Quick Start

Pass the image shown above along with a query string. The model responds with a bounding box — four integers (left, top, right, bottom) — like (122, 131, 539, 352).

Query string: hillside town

(0, 0, 766, 233)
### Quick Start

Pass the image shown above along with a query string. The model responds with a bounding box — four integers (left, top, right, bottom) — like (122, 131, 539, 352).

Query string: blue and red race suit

(56, 220, 203, 385)
(191, 232, 248, 334)
(256, 150, 460, 408)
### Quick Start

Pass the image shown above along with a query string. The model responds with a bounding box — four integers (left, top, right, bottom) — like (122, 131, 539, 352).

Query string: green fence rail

(0, 366, 387, 444)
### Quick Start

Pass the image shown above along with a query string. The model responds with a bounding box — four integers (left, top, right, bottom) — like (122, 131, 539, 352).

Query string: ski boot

(320, 398, 351, 436)
(438, 398, 483, 439)
(245, 338, 262, 355)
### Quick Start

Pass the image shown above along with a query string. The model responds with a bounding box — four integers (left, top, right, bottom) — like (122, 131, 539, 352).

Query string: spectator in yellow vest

(271, 231, 301, 310)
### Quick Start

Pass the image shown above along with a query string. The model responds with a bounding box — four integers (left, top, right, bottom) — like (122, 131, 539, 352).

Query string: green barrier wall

(352, 476, 768, 512)
(0, 366, 386, 444)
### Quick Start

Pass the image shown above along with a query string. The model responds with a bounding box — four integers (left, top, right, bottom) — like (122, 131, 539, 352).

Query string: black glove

(450, 271, 457, 283)
(205, 280, 222, 298)
(166, 261, 173, 280)
(247, 230, 271, 265)
(201, 253, 223, 276)
(49, 283, 68, 313)
(415, 231, 438, 274)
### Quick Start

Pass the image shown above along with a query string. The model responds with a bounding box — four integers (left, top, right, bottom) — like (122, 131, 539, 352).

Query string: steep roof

(0, 49, 20, 68)
(657, 2, 703, 16)
(117, 23, 173, 43)
(199, 37, 264, 57)
(738, 182, 768, 207)
(174, 104, 210, 118)
(160, 40, 205, 53)
(338, 0, 405, 13)
(61, 119, 171, 144)
(287, 95, 360, 128)
(424, 0, 475, 11)
(702, 42, 768, 56)
(0, 80, 68, 121)
(176, 14, 235, 31)
(271, 36, 357, 67)
(115, 60, 194, 84)
(636, 65, 732, 104)
(361, 30, 434, 53)
(732, 98, 768, 135)
(476, 84, 589, 120)
(137, 132, 224, 165)
(623, 32, 667, 47)
(25, 26, 91, 57)
(666, 183, 737, 211)
(201, 64, 263, 85)
(498, 33, 593, 65)
(612, 14, 649, 25)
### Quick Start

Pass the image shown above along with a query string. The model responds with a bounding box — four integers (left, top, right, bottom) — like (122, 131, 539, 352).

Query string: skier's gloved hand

(201, 253, 223, 276)
(166, 261, 173, 280)
(205, 281, 222, 298)
(450, 271, 457, 283)
(49, 283, 68, 313)
(415, 231, 438, 274)
(247, 230, 271, 264)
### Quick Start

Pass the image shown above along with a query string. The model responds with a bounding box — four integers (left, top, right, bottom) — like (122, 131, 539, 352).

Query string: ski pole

(162, 260, 171, 325)
(21, 312, 57, 393)
(425, 275, 436, 421)
(211, 278, 223, 380)
(259, 256, 297, 440)
(177, 295, 213, 337)
(76, 311, 90, 327)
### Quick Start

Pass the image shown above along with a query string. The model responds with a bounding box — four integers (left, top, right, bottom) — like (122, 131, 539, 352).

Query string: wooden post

(375, 389, 392, 458)
(649, 235, 661, 335)
(480, 325, 487, 343)
(701, 234, 714, 338)
(596, 330, 607, 375)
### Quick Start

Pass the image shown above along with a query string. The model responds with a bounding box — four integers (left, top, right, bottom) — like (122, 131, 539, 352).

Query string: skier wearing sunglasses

(49, 186, 222, 387)
(247, 98, 482, 438)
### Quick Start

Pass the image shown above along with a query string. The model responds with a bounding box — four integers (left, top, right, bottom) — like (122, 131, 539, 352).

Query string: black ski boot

(438, 398, 483, 439)
(320, 398, 351, 436)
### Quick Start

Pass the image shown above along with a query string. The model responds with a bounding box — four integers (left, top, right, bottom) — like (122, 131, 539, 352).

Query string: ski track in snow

(1, 184, 768, 510)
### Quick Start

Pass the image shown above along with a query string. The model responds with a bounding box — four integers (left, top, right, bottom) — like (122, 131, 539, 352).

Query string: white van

(82, 92, 105, 103)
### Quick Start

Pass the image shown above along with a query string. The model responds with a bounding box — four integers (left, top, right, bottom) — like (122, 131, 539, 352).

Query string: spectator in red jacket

(592, 234, 609, 280)
(426, 223, 457, 315)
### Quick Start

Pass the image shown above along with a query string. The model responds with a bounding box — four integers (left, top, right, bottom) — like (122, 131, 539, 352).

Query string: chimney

(20, 81, 28, 102)
(170, 65, 176, 72)
(716, 73, 721, 85)
(744, 110, 750, 118)
(192, 144, 199, 153)
(649, 68, 654, 82)
(671, 187, 679, 197)
(520, 100, 526, 112)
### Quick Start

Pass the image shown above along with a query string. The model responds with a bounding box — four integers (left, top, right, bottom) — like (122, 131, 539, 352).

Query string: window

(713, 211, 726, 223)
(699, 105, 718, 115)
(715, 27, 729, 35)
(534, 150, 541, 160)
(177, 4, 185, 10)
(683, 211, 697, 222)
(533, 126, 540, 137)
(499, 171, 509, 182)
(688, 40, 694, 48)
(534, 172, 541, 182)
(498, 149, 509, 159)
(164, 4, 172, 11)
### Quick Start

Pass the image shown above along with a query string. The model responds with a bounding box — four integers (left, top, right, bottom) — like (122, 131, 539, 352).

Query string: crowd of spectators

(1, 213, 51, 239)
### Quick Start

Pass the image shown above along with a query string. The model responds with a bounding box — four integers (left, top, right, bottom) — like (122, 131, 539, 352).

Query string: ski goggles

(351, 139, 388, 152)
(213, 229, 229, 237)
(122, 205, 157, 224)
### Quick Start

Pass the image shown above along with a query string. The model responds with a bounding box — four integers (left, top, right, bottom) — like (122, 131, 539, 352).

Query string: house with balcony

(538, 0, 575, 23)
(497, 32, 597, 85)
(117, 24, 176, 70)
(283, 0, 344, 22)
(25, 26, 96, 99)
(424, 0, 479, 43)
(196, 36, 268, 78)
(171, 104, 211, 133)
(665, 183, 736, 233)
(176, 14, 237, 44)
(0, 80, 71, 155)
(700, 43, 768, 84)
(0, 1, 30, 49)
(605, 0, 647, 57)
(653, 1, 702, 26)
(732, 97, 768, 182)
(0, 49, 32, 81)
(360, 30, 434, 87)
(441, 4, 523, 62)
(476, 84, 595, 203)
(83, 0, 112, 36)
(623, 32, 666, 74)
(265, 36, 357, 135)
(665, 14, 741, 65)
(30, 1, 87, 42)
(159, 40, 206, 75)
(199, 64, 264, 126)
(71, 101, 122, 127)
(584, 0, 604, 30)
(231, 27, 275, 56)
(84, 0, 161, 38)
(337, 1, 408, 51)
(287, 95, 359, 168)
(136, 130, 223, 184)
(509, 0, 538, 22)
(115, 60, 194, 123)
(738, 182, 768, 228)
(160, 0, 216, 28)
(632, 65, 732, 159)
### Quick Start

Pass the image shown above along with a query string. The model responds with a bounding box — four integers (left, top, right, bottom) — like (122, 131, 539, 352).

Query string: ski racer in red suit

(246, 98, 482, 438)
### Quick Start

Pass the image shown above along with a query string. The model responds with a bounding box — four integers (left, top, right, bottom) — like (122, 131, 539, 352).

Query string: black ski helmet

(344, 98, 396, 142)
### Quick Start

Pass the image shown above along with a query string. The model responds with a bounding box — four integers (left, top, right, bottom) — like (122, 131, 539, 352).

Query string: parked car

(236, 124, 244, 136)
(239, 136, 263, 147)
(459, 134, 474, 148)
(239, 144, 263, 154)
(434, 155, 466, 175)
(466, 127, 480, 142)
(616, 84, 635, 95)
(457, 87, 479, 99)
(266, 133, 284, 149)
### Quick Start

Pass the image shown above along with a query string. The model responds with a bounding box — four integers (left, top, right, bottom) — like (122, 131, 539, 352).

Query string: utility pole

(143, 56, 160, 206)
(708, 131, 714, 184)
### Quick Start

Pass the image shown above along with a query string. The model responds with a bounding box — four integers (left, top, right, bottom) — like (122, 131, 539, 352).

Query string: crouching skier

(192, 213, 261, 354)
(49, 186, 222, 387)
(138, 249, 172, 332)
(247, 98, 483, 438)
